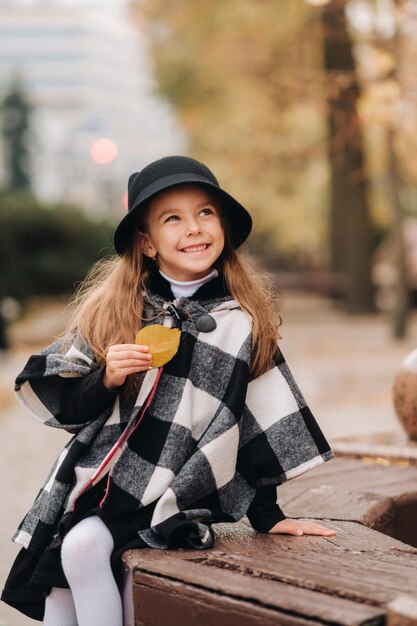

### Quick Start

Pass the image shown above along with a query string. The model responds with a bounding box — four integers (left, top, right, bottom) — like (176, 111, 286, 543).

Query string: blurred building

(0, 0, 186, 216)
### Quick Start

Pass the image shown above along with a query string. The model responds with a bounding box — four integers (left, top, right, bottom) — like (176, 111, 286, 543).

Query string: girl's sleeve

(14, 335, 118, 432)
(54, 365, 119, 425)
(245, 485, 286, 533)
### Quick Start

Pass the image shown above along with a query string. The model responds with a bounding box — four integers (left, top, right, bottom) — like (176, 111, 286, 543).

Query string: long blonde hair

(60, 190, 282, 394)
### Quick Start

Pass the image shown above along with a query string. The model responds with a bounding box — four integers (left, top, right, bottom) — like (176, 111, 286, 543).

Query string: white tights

(43, 516, 123, 626)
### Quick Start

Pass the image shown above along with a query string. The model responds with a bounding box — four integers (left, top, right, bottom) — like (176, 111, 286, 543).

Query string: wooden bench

(122, 457, 417, 626)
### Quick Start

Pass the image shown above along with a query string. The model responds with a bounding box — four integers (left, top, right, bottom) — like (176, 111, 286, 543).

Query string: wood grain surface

(123, 457, 417, 626)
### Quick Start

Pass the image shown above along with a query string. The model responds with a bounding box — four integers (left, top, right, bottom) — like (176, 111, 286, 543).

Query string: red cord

(71, 367, 164, 511)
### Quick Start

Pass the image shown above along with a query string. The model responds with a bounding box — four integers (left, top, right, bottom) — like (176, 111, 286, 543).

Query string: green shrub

(0, 190, 116, 300)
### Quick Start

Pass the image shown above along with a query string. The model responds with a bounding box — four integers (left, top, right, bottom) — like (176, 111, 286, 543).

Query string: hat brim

(113, 173, 252, 254)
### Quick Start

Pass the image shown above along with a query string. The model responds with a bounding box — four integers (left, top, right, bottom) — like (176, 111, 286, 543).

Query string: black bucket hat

(114, 155, 252, 254)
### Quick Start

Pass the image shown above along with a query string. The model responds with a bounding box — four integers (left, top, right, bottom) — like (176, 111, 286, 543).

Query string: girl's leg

(43, 587, 77, 626)
(61, 515, 123, 626)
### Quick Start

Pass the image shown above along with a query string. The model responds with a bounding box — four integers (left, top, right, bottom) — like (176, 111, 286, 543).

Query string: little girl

(2, 155, 335, 625)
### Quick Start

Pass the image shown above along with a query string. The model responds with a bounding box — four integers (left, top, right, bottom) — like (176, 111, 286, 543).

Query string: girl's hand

(268, 518, 336, 537)
(102, 344, 153, 390)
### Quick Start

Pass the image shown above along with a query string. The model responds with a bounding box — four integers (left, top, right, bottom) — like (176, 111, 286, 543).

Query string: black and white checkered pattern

(12, 284, 333, 553)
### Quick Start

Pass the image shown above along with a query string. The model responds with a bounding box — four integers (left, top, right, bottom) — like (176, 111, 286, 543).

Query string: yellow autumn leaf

(135, 324, 181, 368)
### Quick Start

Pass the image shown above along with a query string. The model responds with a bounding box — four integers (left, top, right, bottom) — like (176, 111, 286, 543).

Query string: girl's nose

(185, 220, 201, 235)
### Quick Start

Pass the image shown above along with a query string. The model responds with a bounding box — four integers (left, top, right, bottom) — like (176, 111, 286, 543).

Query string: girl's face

(139, 184, 225, 282)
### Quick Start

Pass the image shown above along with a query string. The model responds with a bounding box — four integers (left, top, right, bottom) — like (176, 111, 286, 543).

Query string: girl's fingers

(301, 522, 336, 533)
(296, 526, 336, 537)
(109, 358, 152, 368)
(110, 350, 150, 357)
(293, 522, 336, 536)
(126, 367, 154, 374)
(109, 344, 149, 352)
(271, 519, 336, 536)
(110, 366, 153, 377)
(110, 361, 153, 370)
(109, 352, 152, 362)
(301, 528, 336, 537)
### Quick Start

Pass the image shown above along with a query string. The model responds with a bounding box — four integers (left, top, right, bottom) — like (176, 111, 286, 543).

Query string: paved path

(278, 291, 413, 440)
(1, 293, 416, 625)
(0, 300, 70, 626)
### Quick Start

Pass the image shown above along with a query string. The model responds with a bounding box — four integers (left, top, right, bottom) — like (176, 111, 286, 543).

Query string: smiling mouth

(181, 244, 210, 253)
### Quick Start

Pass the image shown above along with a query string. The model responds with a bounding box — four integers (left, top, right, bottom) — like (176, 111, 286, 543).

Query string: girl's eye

(165, 208, 214, 222)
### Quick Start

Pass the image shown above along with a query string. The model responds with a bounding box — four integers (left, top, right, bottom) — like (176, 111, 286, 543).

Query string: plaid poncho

(12, 267, 334, 553)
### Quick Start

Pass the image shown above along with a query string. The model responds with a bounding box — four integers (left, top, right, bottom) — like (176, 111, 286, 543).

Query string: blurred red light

(90, 138, 118, 164)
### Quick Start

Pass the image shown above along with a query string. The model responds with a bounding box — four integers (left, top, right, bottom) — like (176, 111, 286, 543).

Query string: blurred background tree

(135, 0, 416, 323)
(346, 0, 414, 336)
(0, 0, 415, 331)
(137, 0, 329, 270)
(0, 80, 114, 309)
(322, 0, 374, 312)
(1, 81, 32, 191)
(0, 191, 115, 302)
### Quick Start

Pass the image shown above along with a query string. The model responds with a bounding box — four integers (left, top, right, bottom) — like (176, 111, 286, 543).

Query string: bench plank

(133, 572, 328, 626)
(125, 519, 417, 626)
(125, 546, 384, 626)
(276, 458, 417, 546)
(123, 458, 417, 626)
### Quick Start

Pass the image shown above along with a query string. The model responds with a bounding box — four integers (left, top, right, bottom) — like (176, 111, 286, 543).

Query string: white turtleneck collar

(158, 268, 219, 298)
